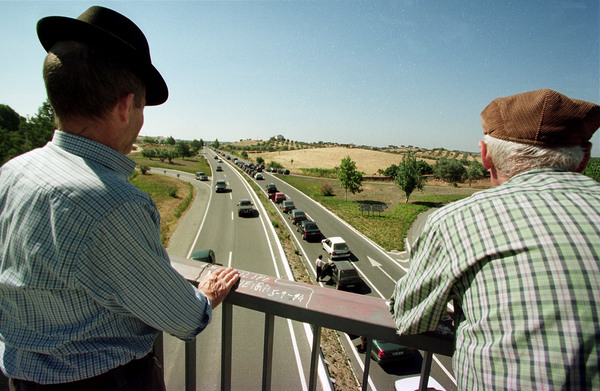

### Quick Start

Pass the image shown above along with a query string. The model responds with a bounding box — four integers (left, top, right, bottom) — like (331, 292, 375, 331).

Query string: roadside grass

(130, 155, 212, 175)
(275, 175, 473, 251)
(130, 172, 194, 246)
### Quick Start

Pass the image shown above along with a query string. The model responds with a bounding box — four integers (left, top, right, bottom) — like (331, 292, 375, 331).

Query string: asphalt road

(160, 152, 333, 391)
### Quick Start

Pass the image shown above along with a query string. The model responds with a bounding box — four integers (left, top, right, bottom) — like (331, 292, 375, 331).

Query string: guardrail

(166, 257, 455, 391)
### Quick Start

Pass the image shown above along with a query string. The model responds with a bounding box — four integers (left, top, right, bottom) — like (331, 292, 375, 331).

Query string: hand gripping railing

(164, 257, 455, 391)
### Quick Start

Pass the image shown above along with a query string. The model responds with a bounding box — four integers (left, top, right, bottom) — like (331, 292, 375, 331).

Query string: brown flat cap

(481, 89, 600, 147)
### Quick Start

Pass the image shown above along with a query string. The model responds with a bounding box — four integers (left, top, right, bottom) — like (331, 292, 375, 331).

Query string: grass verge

(274, 175, 472, 251)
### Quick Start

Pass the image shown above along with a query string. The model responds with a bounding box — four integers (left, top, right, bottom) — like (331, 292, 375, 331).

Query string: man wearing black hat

(390, 89, 600, 389)
(0, 6, 239, 390)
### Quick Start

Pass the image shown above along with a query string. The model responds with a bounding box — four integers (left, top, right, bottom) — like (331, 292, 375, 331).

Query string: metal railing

(164, 257, 455, 391)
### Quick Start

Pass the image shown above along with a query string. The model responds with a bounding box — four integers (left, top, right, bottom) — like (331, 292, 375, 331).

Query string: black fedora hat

(37, 6, 168, 106)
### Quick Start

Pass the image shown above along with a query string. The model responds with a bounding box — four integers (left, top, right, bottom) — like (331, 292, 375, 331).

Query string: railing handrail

(171, 256, 455, 357)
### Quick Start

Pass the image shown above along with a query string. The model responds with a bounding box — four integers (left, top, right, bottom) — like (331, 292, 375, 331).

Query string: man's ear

(479, 140, 494, 169)
(116, 93, 135, 124)
(575, 142, 592, 173)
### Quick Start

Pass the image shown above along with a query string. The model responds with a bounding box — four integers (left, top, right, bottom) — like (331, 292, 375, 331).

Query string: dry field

(248, 146, 480, 178)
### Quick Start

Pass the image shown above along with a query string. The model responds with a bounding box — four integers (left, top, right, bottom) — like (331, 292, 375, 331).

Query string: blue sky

(2, 1, 599, 155)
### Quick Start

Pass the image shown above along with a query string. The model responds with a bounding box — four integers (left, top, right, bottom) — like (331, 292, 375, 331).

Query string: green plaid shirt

(390, 168, 600, 390)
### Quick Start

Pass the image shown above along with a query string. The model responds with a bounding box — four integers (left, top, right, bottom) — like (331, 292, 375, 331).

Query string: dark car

(281, 200, 296, 213)
(216, 165, 223, 172)
(191, 249, 216, 264)
(330, 260, 361, 291)
(370, 339, 417, 364)
(290, 209, 307, 225)
(237, 198, 254, 216)
(297, 220, 322, 241)
(215, 179, 227, 193)
(266, 183, 278, 193)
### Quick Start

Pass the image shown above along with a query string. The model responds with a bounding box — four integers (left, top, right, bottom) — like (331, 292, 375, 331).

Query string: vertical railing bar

(418, 351, 433, 391)
(308, 325, 321, 391)
(184, 339, 196, 391)
(262, 313, 275, 391)
(153, 332, 164, 377)
(221, 302, 233, 391)
(361, 338, 373, 391)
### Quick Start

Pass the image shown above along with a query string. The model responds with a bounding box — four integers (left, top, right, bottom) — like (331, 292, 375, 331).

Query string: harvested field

(248, 146, 480, 178)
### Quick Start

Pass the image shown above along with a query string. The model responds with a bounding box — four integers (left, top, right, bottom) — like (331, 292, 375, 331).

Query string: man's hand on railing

(197, 267, 240, 309)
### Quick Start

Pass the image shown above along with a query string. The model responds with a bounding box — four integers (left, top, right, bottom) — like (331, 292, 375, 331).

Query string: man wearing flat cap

(0, 6, 239, 390)
(390, 89, 600, 390)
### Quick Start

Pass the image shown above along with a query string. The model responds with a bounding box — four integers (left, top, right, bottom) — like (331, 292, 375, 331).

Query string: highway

(159, 148, 457, 390)
(160, 152, 332, 391)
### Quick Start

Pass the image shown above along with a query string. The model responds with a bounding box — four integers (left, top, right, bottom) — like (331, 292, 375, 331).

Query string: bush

(320, 183, 335, 196)
(168, 187, 178, 198)
(139, 164, 150, 175)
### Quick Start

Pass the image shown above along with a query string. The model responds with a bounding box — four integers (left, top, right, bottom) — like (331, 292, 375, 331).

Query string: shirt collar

(51, 130, 137, 179)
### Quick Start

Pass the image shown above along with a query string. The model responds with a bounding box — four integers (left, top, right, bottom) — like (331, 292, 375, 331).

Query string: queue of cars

(211, 150, 362, 293)
(263, 180, 362, 292)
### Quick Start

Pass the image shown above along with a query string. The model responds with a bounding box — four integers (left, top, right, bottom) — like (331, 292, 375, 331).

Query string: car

(255, 173, 264, 180)
(266, 183, 278, 193)
(218, 159, 223, 163)
(274, 192, 286, 203)
(195, 171, 208, 181)
(237, 198, 254, 216)
(290, 209, 307, 225)
(281, 200, 296, 213)
(321, 237, 351, 259)
(215, 179, 227, 192)
(330, 260, 361, 290)
(191, 249, 216, 264)
(216, 165, 223, 172)
(283, 169, 290, 175)
(370, 339, 417, 364)
(297, 220, 322, 241)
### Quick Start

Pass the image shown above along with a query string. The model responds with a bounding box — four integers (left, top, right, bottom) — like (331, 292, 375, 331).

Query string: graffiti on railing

(238, 270, 315, 308)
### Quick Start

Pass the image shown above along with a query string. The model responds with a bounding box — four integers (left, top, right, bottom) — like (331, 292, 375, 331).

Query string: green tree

(466, 160, 487, 185)
(176, 141, 192, 158)
(395, 152, 425, 202)
(256, 156, 265, 165)
(434, 158, 467, 184)
(165, 136, 176, 145)
(0, 104, 21, 131)
(337, 156, 364, 201)
(212, 139, 220, 149)
(190, 139, 203, 154)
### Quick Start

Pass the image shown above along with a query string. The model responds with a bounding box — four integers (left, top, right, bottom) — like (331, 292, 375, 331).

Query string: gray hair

(483, 135, 585, 179)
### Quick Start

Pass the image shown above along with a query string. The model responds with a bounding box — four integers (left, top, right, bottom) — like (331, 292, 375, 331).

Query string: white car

(321, 237, 351, 259)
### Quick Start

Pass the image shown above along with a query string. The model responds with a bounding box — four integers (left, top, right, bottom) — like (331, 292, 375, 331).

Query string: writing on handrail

(238, 271, 315, 308)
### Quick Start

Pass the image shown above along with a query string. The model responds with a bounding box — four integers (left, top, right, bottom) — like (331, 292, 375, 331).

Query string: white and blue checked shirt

(0, 131, 212, 383)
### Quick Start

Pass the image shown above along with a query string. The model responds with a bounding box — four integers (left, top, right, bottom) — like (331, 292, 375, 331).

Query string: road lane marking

(228, 251, 232, 268)
(367, 256, 396, 284)
(229, 161, 332, 391)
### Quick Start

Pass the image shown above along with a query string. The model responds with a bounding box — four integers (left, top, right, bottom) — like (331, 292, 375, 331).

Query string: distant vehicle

(274, 192, 286, 203)
(266, 183, 278, 193)
(195, 171, 208, 181)
(255, 173, 264, 180)
(218, 159, 223, 163)
(290, 209, 307, 225)
(321, 237, 351, 259)
(191, 249, 216, 264)
(281, 200, 296, 213)
(215, 179, 227, 193)
(237, 198, 254, 217)
(297, 220, 322, 241)
(216, 165, 223, 172)
(371, 339, 417, 364)
(283, 169, 290, 175)
(330, 260, 361, 290)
